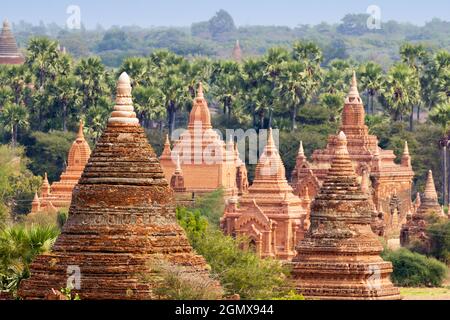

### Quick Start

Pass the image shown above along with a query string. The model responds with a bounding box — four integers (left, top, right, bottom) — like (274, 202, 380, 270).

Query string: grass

(400, 287, 450, 300)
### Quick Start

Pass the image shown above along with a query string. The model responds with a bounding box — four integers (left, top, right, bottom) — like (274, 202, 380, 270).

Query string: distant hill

(11, 10, 450, 68)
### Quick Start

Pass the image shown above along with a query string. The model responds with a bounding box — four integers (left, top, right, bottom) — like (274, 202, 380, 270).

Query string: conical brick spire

(416, 170, 444, 217)
(188, 82, 211, 130)
(401, 141, 411, 167)
(0, 19, 24, 65)
(20, 73, 220, 300)
(40, 173, 50, 198)
(292, 131, 400, 300)
(424, 170, 438, 201)
(160, 134, 172, 161)
(232, 40, 243, 62)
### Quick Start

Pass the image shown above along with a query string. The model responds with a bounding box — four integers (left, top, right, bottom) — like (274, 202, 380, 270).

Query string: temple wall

(161, 161, 236, 192)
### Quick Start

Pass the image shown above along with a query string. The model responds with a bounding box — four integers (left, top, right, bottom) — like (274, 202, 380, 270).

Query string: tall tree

(359, 62, 383, 115)
(380, 63, 420, 122)
(0, 103, 29, 147)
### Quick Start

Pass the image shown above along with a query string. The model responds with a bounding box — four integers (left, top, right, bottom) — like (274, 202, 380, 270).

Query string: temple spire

(197, 82, 204, 98)
(401, 141, 411, 167)
(188, 82, 212, 130)
(347, 70, 360, 99)
(175, 155, 182, 174)
(0, 18, 25, 65)
(108, 72, 139, 126)
(424, 170, 438, 201)
(77, 120, 85, 140)
(298, 141, 305, 156)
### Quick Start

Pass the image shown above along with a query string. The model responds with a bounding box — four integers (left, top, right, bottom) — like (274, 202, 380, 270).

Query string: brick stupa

(0, 19, 25, 65)
(19, 73, 220, 300)
(400, 170, 445, 247)
(291, 72, 414, 239)
(221, 129, 310, 260)
(292, 132, 401, 300)
(160, 83, 248, 200)
(31, 122, 91, 214)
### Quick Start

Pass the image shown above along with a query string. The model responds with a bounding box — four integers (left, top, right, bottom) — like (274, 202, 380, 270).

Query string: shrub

(427, 220, 450, 264)
(144, 258, 223, 300)
(382, 248, 448, 287)
(0, 224, 59, 294)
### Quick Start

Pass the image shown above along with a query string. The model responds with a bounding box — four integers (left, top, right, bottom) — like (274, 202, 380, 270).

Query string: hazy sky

(2, 0, 450, 28)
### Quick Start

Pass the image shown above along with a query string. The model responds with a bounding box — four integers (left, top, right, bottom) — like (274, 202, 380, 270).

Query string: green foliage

(381, 248, 448, 287)
(57, 209, 69, 230)
(192, 189, 225, 227)
(0, 145, 41, 216)
(146, 258, 223, 300)
(427, 220, 450, 264)
(25, 131, 76, 182)
(0, 224, 60, 294)
(192, 228, 293, 300)
(60, 287, 81, 300)
(176, 207, 208, 242)
(176, 205, 295, 300)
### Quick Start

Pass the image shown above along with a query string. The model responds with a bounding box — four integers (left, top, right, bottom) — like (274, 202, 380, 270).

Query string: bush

(382, 248, 448, 287)
(144, 257, 223, 300)
(192, 189, 225, 227)
(0, 224, 59, 294)
(427, 220, 450, 264)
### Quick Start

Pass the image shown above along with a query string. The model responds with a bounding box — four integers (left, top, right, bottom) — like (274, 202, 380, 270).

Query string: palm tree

(211, 60, 242, 124)
(26, 38, 60, 89)
(118, 57, 150, 87)
(0, 103, 29, 147)
(320, 92, 345, 122)
(381, 64, 420, 122)
(49, 76, 80, 131)
(74, 57, 110, 113)
(400, 43, 428, 130)
(359, 62, 383, 115)
(430, 103, 450, 206)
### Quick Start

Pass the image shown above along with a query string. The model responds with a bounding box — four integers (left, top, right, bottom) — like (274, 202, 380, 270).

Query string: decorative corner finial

(298, 141, 305, 156)
(403, 141, 409, 155)
(77, 120, 84, 139)
(197, 82, 204, 98)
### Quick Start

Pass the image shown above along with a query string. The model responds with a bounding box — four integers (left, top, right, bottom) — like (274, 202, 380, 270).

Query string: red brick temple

(400, 170, 446, 247)
(292, 131, 401, 300)
(0, 19, 25, 65)
(31, 122, 91, 214)
(20, 73, 220, 300)
(160, 83, 248, 200)
(291, 72, 414, 239)
(221, 129, 310, 260)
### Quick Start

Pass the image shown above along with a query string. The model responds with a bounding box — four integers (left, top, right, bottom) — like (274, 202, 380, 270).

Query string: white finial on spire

(108, 72, 139, 125)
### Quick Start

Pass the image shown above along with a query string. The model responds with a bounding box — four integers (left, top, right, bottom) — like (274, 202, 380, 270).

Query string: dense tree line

(10, 11, 450, 68)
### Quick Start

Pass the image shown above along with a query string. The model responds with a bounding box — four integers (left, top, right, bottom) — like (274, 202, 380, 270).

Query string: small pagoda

(292, 131, 401, 300)
(291, 72, 414, 239)
(400, 170, 446, 247)
(160, 83, 248, 200)
(31, 122, 91, 214)
(0, 19, 25, 65)
(221, 129, 310, 260)
(19, 73, 220, 300)
(232, 40, 243, 62)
